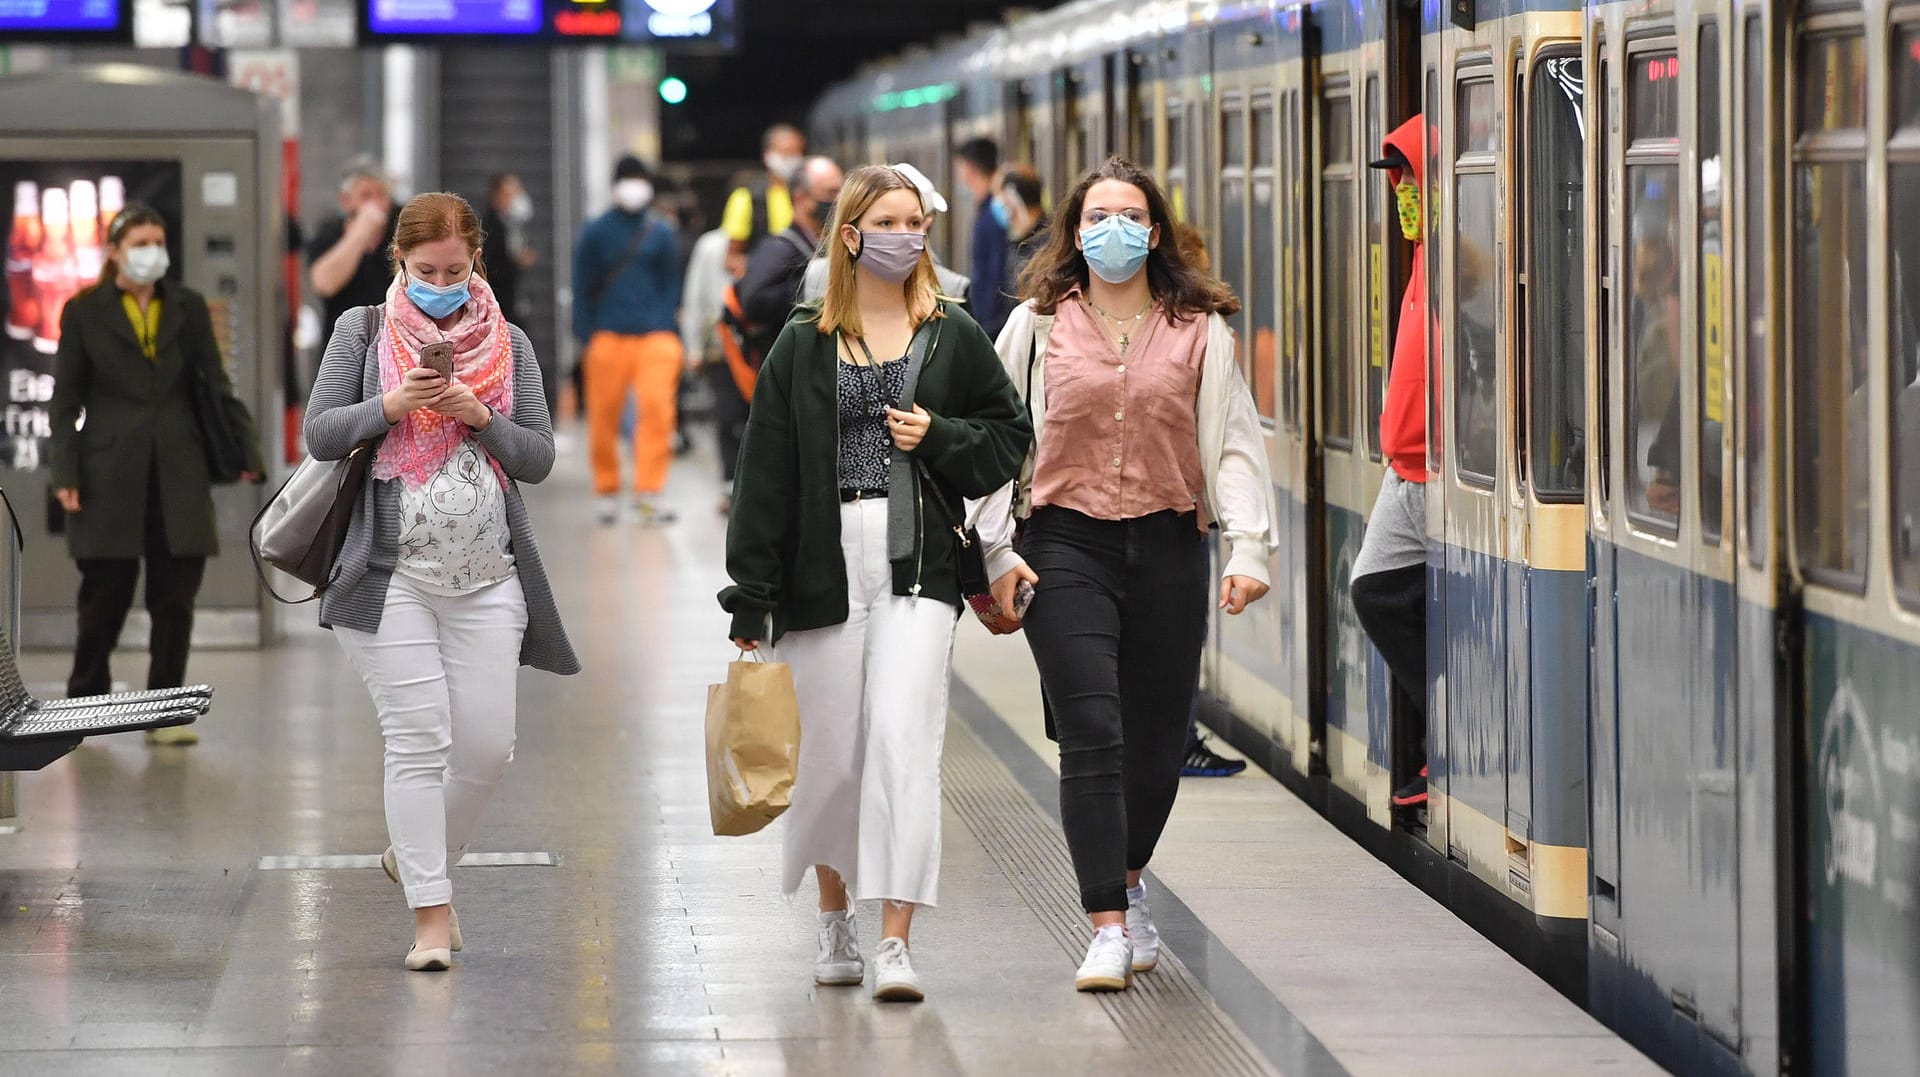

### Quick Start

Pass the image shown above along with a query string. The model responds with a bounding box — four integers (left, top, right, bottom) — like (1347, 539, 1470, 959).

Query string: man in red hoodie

(1352, 115, 1431, 809)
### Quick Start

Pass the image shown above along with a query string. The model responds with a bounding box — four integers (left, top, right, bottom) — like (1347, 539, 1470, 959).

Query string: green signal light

(659, 77, 688, 105)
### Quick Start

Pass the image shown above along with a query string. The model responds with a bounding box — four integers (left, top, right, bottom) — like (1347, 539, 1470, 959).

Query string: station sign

(357, 0, 735, 48)
(0, 0, 134, 43)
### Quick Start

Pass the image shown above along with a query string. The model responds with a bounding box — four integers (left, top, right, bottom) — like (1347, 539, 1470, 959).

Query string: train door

(1315, 48, 1372, 810)
(1434, 52, 1513, 887)
(1588, 20, 1745, 1065)
(1513, 37, 1591, 933)
(1123, 45, 1160, 171)
(1789, 10, 1920, 1073)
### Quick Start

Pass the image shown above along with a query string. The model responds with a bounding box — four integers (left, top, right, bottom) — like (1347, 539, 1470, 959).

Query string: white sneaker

(634, 496, 678, 526)
(814, 910, 864, 986)
(1126, 884, 1160, 972)
(871, 937, 924, 1002)
(594, 495, 620, 526)
(1075, 925, 1134, 992)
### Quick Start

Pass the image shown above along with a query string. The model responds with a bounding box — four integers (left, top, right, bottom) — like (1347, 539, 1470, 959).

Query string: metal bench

(0, 507, 212, 772)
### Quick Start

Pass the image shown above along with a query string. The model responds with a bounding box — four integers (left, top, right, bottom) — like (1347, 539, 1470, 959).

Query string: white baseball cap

(889, 162, 948, 216)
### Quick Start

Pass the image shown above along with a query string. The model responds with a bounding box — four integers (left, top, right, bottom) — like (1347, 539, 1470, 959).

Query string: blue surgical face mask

(989, 197, 1011, 229)
(1079, 214, 1152, 284)
(405, 267, 472, 319)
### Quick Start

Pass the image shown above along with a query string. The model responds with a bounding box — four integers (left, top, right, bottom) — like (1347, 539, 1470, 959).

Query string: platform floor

(0, 433, 1660, 1076)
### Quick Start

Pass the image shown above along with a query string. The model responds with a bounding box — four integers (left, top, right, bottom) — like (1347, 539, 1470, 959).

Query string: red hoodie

(1378, 114, 1427, 483)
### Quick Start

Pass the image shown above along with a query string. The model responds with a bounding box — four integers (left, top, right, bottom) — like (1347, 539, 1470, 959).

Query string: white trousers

(771, 497, 957, 907)
(337, 573, 528, 908)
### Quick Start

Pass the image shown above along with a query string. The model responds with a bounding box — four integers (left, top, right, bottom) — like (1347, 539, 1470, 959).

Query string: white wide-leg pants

(337, 573, 528, 908)
(772, 497, 958, 908)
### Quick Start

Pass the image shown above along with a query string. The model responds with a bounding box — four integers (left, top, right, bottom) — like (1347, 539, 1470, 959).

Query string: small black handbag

(914, 460, 992, 604)
(189, 362, 252, 485)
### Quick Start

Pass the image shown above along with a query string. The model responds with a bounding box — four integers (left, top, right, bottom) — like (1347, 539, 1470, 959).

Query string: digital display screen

(0, 161, 183, 471)
(357, 0, 734, 47)
(0, 0, 131, 39)
(366, 0, 542, 36)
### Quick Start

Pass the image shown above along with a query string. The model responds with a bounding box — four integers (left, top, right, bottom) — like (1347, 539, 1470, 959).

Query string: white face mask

(764, 152, 802, 184)
(613, 178, 653, 213)
(122, 244, 169, 285)
(506, 192, 533, 224)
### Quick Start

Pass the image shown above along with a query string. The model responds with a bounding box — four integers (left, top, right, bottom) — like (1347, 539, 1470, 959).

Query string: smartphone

(419, 341, 455, 380)
(1012, 579, 1036, 619)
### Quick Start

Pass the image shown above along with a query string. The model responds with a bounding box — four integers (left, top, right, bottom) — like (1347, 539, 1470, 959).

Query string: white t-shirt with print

(395, 440, 515, 595)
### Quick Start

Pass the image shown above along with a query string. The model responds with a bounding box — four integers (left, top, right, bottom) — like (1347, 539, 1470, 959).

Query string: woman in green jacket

(48, 204, 263, 742)
(720, 165, 1030, 1004)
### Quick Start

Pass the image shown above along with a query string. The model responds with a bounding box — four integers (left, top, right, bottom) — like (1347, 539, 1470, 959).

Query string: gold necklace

(1087, 296, 1150, 350)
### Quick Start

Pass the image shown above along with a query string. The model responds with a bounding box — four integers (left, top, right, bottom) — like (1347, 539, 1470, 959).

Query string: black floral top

(837, 358, 908, 492)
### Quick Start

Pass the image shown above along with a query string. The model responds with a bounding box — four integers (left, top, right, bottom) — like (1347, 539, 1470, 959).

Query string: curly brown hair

(1015, 156, 1238, 322)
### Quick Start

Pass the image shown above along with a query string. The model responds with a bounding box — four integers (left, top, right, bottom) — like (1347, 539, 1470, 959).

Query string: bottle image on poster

(33, 186, 75, 355)
(5, 182, 42, 343)
(0, 161, 182, 471)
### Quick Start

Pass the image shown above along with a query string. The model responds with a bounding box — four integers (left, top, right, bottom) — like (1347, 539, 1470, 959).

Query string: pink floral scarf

(373, 273, 514, 489)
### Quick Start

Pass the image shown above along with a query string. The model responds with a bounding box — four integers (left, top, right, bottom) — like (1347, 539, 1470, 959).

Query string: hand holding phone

(1012, 579, 1036, 619)
(419, 341, 455, 380)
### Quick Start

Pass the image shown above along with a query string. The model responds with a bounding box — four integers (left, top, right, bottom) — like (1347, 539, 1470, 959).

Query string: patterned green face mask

(1394, 181, 1422, 242)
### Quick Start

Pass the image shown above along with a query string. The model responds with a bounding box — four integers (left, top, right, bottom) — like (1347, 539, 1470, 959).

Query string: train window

(1742, 18, 1769, 566)
(1458, 79, 1498, 154)
(1699, 26, 1726, 543)
(1322, 92, 1355, 451)
(1792, 32, 1869, 588)
(1529, 55, 1587, 502)
(1251, 100, 1279, 421)
(1220, 103, 1251, 389)
(1364, 76, 1386, 461)
(1625, 50, 1682, 534)
(1891, 25, 1920, 598)
(1454, 77, 1499, 485)
(1900, 25, 1920, 132)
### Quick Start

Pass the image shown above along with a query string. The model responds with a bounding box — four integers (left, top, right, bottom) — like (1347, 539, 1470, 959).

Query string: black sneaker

(1182, 735, 1247, 778)
(1392, 764, 1429, 808)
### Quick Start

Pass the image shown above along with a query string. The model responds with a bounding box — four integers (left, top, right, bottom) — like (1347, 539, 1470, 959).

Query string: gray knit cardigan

(302, 305, 581, 676)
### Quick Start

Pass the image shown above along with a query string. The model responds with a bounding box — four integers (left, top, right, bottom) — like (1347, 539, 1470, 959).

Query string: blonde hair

(816, 165, 944, 337)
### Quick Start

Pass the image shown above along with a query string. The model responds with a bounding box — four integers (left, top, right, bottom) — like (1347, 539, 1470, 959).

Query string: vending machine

(0, 65, 283, 649)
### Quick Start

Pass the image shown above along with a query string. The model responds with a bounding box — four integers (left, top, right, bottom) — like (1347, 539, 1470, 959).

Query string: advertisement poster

(0, 160, 182, 470)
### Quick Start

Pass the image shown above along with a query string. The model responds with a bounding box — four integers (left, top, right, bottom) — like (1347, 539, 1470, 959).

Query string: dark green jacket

(720, 301, 1031, 642)
(48, 279, 264, 560)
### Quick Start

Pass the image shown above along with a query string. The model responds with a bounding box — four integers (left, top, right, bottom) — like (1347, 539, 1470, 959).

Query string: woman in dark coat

(48, 204, 263, 742)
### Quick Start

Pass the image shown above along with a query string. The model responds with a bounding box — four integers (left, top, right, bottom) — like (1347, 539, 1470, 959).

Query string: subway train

(809, 1, 1920, 1074)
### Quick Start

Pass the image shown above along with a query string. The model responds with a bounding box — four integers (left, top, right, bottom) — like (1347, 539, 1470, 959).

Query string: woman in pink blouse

(977, 157, 1278, 993)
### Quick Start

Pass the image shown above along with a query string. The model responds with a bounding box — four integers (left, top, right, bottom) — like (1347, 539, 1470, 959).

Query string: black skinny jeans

(1022, 506, 1208, 913)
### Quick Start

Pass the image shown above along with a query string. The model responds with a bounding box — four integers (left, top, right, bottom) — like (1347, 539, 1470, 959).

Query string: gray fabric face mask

(854, 231, 927, 284)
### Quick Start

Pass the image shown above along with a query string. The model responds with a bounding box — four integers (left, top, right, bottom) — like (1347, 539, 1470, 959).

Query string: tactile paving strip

(942, 719, 1277, 1077)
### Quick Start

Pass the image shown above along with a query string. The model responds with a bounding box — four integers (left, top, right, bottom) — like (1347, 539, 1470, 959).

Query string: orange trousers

(584, 331, 683, 496)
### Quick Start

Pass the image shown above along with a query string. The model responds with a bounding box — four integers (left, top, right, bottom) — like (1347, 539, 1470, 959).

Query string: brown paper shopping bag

(704, 656, 802, 836)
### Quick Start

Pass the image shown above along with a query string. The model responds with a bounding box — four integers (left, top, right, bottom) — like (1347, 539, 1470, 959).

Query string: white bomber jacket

(970, 299, 1281, 586)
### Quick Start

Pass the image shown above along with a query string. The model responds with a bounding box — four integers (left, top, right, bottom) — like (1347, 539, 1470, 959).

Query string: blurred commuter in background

(306, 191, 578, 973)
(996, 165, 1049, 313)
(481, 173, 549, 415)
(49, 203, 264, 743)
(308, 156, 398, 346)
(572, 156, 684, 526)
(682, 220, 742, 512)
(955, 138, 1008, 338)
(736, 156, 843, 333)
(723, 123, 806, 278)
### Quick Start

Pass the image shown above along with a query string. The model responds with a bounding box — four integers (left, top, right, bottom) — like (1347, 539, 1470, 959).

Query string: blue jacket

(970, 194, 1010, 339)
(572, 209, 682, 341)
